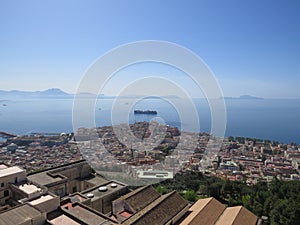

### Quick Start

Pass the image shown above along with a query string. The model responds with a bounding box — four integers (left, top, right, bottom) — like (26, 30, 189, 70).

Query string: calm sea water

(0, 98, 299, 144)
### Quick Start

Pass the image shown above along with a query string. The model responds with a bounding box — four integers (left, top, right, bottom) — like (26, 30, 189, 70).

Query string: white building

(0, 165, 26, 205)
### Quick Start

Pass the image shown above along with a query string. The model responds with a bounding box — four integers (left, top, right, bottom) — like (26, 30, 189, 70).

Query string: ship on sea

(134, 110, 157, 115)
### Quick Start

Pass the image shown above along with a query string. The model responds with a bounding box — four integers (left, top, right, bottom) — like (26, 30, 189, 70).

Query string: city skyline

(1, 1, 300, 98)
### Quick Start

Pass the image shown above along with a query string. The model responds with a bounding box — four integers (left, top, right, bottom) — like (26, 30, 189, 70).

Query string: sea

(0, 98, 299, 144)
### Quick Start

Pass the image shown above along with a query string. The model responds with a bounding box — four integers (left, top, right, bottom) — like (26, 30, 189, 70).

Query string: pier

(0, 131, 17, 139)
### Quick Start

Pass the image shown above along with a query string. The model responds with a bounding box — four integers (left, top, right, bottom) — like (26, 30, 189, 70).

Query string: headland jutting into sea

(1, 121, 299, 184)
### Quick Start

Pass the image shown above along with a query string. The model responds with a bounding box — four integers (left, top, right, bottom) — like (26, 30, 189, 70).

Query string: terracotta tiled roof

(122, 191, 189, 225)
(215, 206, 258, 225)
(179, 197, 226, 225)
(119, 185, 161, 211)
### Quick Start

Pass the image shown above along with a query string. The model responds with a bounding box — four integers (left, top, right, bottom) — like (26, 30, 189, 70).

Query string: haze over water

(0, 98, 299, 144)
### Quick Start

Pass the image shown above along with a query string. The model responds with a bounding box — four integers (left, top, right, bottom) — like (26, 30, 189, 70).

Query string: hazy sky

(0, 0, 299, 98)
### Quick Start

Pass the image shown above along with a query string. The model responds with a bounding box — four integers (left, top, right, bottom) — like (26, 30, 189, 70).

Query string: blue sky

(0, 0, 299, 98)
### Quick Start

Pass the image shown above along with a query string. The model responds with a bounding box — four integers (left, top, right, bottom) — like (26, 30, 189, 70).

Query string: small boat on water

(134, 110, 157, 115)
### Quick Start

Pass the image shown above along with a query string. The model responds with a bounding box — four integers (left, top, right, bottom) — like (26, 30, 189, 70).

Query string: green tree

(184, 190, 198, 202)
(156, 185, 168, 194)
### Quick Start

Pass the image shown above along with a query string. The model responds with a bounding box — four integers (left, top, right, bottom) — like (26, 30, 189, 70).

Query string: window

(55, 188, 65, 197)
(4, 190, 9, 197)
(72, 186, 77, 193)
(0, 183, 4, 187)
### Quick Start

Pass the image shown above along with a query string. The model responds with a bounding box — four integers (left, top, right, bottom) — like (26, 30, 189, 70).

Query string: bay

(0, 98, 299, 144)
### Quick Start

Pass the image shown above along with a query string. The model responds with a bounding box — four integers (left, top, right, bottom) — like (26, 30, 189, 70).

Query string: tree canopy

(155, 171, 300, 225)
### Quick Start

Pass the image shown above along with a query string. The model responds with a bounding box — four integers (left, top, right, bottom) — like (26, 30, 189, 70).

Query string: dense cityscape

(1, 122, 300, 224)
(1, 122, 299, 183)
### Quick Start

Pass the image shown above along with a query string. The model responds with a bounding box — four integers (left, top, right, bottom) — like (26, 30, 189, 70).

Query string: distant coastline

(0, 88, 181, 100)
(4, 89, 300, 101)
(222, 95, 264, 100)
(0, 88, 72, 99)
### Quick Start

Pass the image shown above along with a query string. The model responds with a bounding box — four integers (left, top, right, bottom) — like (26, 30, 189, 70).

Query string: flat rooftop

(66, 204, 111, 225)
(137, 170, 174, 179)
(84, 174, 109, 186)
(49, 214, 81, 225)
(29, 194, 54, 205)
(27, 160, 89, 186)
(0, 166, 24, 178)
(0, 204, 43, 225)
(27, 171, 65, 186)
(81, 181, 126, 200)
(18, 183, 42, 195)
(71, 194, 88, 203)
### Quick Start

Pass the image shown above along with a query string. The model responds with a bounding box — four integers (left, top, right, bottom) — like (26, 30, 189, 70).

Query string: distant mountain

(39, 88, 69, 95)
(0, 88, 72, 99)
(223, 95, 264, 100)
(239, 95, 264, 100)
